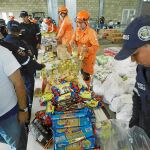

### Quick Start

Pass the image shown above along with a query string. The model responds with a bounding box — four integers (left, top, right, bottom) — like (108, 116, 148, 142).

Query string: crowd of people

(0, 5, 150, 150)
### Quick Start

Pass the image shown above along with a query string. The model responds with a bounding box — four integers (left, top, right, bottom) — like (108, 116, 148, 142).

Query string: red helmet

(76, 10, 90, 22)
(58, 6, 68, 14)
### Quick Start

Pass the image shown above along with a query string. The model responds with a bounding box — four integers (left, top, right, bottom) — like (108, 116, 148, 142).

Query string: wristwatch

(19, 107, 28, 112)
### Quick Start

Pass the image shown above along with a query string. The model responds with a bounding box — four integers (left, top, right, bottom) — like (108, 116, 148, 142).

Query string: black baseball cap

(7, 21, 20, 32)
(20, 11, 28, 18)
(115, 15, 150, 60)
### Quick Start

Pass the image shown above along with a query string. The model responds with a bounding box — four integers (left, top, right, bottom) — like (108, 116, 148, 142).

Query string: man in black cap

(115, 15, 150, 138)
(19, 11, 41, 60)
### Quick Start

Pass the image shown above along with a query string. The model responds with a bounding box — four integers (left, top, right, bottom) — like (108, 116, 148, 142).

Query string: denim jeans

(0, 114, 27, 150)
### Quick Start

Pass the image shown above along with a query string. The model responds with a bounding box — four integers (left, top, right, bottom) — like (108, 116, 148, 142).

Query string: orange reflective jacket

(71, 26, 99, 75)
(57, 16, 74, 46)
(48, 23, 58, 33)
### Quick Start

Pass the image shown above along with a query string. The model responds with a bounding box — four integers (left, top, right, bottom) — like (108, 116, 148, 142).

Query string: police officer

(0, 19, 28, 66)
(115, 15, 150, 138)
(19, 11, 41, 60)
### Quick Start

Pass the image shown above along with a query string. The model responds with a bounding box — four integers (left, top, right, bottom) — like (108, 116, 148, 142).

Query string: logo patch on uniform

(138, 26, 150, 41)
(21, 29, 25, 32)
(123, 35, 130, 40)
(137, 82, 146, 91)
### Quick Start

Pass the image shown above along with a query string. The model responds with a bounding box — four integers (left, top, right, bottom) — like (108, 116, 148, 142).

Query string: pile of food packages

(32, 42, 104, 149)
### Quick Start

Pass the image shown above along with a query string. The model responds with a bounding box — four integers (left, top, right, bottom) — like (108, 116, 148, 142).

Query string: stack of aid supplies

(39, 80, 103, 149)
(52, 107, 96, 150)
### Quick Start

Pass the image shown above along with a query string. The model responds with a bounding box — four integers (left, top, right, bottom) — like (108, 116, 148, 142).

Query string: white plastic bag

(116, 103, 133, 121)
(93, 78, 103, 95)
(102, 73, 127, 104)
(109, 94, 133, 113)
(96, 119, 150, 150)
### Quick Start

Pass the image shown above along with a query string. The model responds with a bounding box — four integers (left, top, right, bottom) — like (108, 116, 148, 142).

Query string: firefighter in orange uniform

(70, 10, 99, 88)
(56, 6, 74, 54)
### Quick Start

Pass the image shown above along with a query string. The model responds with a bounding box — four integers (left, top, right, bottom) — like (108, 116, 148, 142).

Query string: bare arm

(9, 69, 28, 123)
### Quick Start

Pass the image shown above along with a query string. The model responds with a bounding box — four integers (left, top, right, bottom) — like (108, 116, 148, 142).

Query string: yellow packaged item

(80, 91, 91, 99)
(41, 93, 54, 102)
(46, 101, 55, 114)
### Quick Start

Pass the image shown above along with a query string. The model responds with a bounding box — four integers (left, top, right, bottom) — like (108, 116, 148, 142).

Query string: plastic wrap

(54, 125, 93, 145)
(30, 119, 53, 149)
(109, 94, 133, 113)
(57, 45, 71, 60)
(96, 119, 150, 150)
(55, 137, 95, 150)
(102, 73, 128, 104)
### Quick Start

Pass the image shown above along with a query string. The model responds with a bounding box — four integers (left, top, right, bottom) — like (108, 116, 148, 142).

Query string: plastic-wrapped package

(52, 117, 91, 129)
(51, 82, 72, 96)
(93, 78, 103, 95)
(96, 119, 150, 150)
(116, 104, 133, 121)
(109, 94, 133, 113)
(51, 108, 89, 120)
(57, 45, 71, 60)
(54, 125, 93, 145)
(112, 58, 137, 82)
(30, 118, 53, 149)
(55, 137, 95, 150)
(104, 47, 121, 57)
(102, 73, 128, 104)
(96, 55, 114, 66)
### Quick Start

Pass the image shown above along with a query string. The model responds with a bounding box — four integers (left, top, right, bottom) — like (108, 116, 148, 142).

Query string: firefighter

(56, 6, 74, 54)
(70, 10, 99, 89)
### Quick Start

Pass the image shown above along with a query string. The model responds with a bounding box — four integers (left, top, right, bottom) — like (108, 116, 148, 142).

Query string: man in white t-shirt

(0, 44, 28, 149)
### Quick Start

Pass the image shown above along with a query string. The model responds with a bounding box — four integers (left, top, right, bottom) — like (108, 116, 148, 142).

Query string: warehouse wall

(104, 0, 139, 23)
(141, 1, 150, 15)
(77, 0, 99, 19)
(57, 0, 65, 7)
(0, 0, 48, 22)
(0, 0, 141, 25)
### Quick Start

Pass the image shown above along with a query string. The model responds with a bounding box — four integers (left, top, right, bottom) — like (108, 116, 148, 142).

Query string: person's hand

(69, 41, 75, 48)
(17, 49, 26, 56)
(55, 36, 62, 44)
(36, 43, 41, 49)
(81, 45, 88, 53)
(18, 111, 29, 124)
(28, 50, 33, 56)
